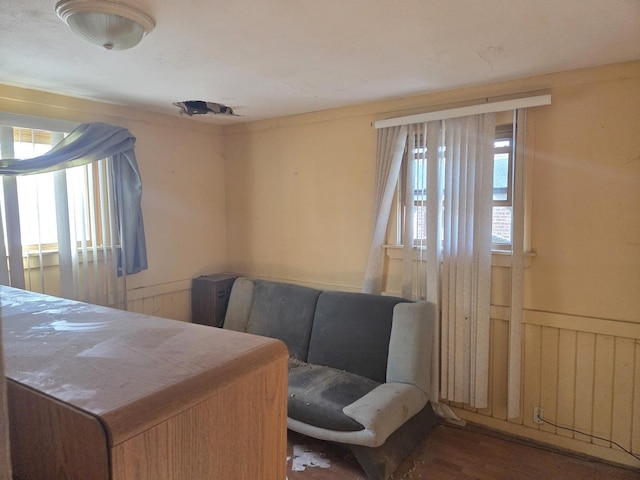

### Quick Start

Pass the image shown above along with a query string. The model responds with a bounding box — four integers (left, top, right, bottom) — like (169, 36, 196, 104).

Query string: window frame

(1, 126, 112, 259)
(395, 121, 517, 252)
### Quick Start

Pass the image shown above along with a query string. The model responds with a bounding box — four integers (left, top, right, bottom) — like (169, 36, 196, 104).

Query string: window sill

(19, 247, 114, 269)
(383, 244, 535, 268)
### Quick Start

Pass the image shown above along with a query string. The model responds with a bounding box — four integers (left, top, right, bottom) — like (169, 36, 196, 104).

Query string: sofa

(223, 277, 439, 480)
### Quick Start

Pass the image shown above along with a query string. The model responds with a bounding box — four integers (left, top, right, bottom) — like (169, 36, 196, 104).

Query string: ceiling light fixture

(55, 0, 155, 50)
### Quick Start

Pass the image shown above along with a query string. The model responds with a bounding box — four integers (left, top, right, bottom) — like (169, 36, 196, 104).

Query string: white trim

(126, 278, 192, 301)
(374, 95, 551, 129)
(507, 108, 527, 419)
(0, 112, 79, 134)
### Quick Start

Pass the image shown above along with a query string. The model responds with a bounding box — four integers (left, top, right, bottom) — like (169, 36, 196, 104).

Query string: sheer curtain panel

(369, 97, 549, 419)
(0, 122, 147, 308)
(438, 114, 495, 408)
(365, 113, 496, 413)
(363, 124, 407, 295)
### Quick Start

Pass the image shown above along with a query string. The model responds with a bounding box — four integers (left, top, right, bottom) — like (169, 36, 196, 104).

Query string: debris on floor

(290, 444, 331, 471)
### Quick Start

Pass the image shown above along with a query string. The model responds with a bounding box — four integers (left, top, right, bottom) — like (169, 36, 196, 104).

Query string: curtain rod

(374, 94, 551, 129)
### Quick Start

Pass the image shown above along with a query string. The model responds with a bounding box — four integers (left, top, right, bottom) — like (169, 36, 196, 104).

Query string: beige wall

(1, 61, 639, 467)
(224, 62, 640, 316)
(527, 74, 640, 322)
(224, 61, 640, 466)
(0, 84, 228, 320)
(224, 114, 376, 290)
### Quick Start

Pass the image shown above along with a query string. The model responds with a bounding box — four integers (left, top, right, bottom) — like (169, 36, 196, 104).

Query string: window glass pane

(14, 138, 58, 247)
(413, 156, 426, 201)
(492, 206, 512, 244)
(7, 134, 90, 249)
(414, 205, 426, 241)
(403, 126, 515, 250)
(493, 127, 513, 249)
(13, 141, 52, 158)
(493, 152, 509, 201)
(17, 173, 58, 246)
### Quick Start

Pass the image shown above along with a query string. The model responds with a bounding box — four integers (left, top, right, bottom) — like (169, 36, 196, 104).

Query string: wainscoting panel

(125, 279, 192, 322)
(455, 310, 640, 467)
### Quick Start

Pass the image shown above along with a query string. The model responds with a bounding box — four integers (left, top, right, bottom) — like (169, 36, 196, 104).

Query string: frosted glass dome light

(55, 0, 155, 50)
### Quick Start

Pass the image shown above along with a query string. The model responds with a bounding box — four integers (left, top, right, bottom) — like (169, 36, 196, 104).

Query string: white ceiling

(2, 1, 640, 125)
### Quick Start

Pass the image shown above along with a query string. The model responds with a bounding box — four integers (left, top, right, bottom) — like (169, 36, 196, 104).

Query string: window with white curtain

(366, 96, 549, 419)
(397, 122, 516, 251)
(2, 128, 82, 251)
(0, 125, 122, 307)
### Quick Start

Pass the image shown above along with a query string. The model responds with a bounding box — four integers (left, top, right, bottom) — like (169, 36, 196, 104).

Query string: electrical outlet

(533, 406, 544, 425)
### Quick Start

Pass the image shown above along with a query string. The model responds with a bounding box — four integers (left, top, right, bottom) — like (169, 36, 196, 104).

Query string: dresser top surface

(1, 286, 285, 430)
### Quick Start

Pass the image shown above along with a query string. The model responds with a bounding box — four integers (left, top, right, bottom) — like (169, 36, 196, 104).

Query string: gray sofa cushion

(288, 361, 380, 432)
(246, 280, 321, 361)
(307, 291, 408, 383)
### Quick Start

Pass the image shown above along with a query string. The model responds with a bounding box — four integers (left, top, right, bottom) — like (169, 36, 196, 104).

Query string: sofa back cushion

(307, 291, 408, 383)
(246, 280, 321, 361)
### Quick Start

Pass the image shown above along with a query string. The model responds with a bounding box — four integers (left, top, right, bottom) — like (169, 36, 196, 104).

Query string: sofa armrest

(224, 277, 254, 332)
(342, 382, 428, 446)
(387, 302, 435, 393)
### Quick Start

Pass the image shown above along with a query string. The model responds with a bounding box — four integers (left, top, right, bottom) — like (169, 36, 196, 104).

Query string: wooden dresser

(0, 286, 288, 480)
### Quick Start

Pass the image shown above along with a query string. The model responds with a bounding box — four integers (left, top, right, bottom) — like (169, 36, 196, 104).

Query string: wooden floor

(286, 424, 640, 480)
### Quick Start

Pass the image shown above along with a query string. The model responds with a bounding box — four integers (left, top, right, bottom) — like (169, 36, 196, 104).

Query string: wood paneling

(592, 335, 614, 447)
(539, 326, 559, 435)
(632, 344, 640, 456)
(126, 282, 192, 322)
(611, 338, 634, 452)
(522, 324, 542, 429)
(490, 319, 509, 420)
(453, 309, 640, 468)
(574, 332, 596, 443)
(556, 330, 577, 439)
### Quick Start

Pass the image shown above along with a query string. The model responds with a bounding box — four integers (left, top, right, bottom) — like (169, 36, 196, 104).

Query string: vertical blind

(396, 114, 495, 409)
(365, 96, 549, 418)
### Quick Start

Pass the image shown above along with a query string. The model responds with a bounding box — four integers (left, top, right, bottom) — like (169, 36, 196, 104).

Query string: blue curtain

(0, 122, 147, 275)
